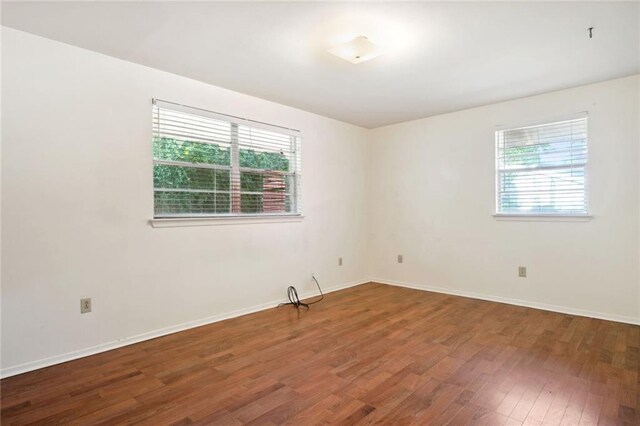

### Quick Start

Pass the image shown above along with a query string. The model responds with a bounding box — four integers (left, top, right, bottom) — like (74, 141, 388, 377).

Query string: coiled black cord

(278, 276, 324, 310)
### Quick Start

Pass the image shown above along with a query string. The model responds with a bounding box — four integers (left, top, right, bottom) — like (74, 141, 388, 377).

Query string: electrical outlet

(518, 266, 527, 278)
(397, 254, 403, 264)
(338, 257, 343, 266)
(80, 298, 92, 313)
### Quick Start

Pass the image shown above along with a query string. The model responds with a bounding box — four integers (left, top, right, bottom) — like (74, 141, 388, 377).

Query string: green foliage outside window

(153, 137, 291, 216)
(500, 144, 542, 211)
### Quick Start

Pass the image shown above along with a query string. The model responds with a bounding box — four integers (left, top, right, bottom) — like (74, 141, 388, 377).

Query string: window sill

(149, 214, 304, 228)
(493, 214, 592, 222)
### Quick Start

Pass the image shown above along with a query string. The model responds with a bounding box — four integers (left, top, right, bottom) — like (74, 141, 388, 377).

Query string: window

(495, 114, 588, 216)
(152, 99, 301, 218)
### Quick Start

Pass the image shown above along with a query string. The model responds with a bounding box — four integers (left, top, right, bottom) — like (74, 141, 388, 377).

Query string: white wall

(2, 27, 639, 378)
(369, 75, 640, 323)
(0, 28, 371, 375)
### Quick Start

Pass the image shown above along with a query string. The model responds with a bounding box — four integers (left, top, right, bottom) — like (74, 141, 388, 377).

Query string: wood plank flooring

(1, 283, 638, 425)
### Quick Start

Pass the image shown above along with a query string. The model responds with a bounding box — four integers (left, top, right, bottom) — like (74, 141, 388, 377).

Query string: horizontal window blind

(495, 115, 588, 215)
(153, 99, 301, 218)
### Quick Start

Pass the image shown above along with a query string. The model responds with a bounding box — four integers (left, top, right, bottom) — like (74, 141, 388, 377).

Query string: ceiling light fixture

(328, 36, 383, 64)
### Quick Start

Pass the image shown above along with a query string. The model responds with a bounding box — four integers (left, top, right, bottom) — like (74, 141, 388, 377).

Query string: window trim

(492, 213, 592, 222)
(151, 99, 302, 221)
(494, 112, 590, 218)
(149, 214, 304, 228)
(494, 112, 589, 132)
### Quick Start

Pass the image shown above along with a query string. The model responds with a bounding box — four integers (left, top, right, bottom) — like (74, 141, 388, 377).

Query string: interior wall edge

(374, 278, 640, 326)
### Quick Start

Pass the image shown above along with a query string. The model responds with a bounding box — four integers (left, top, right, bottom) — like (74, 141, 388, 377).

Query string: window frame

(151, 99, 302, 223)
(493, 113, 591, 219)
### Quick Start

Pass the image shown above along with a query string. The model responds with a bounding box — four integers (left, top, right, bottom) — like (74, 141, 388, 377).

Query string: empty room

(1, 1, 639, 424)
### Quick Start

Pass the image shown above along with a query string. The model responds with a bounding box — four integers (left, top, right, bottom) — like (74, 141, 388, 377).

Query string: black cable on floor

(277, 276, 324, 310)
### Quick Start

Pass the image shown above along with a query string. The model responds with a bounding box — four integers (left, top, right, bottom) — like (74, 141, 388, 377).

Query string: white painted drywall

(2, 27, 639, 377)
(0, 28, 371, 374)
(369, 75, 640, 323)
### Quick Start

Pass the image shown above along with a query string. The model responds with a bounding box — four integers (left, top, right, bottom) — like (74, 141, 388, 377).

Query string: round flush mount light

(328, 35, 384, 64)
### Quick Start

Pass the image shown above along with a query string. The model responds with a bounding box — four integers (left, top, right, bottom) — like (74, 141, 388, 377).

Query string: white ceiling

(2, 1, 639, 128)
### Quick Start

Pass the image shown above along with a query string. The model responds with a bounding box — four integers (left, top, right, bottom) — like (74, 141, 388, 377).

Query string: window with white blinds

(152, 99, 301, 218)
(495, 114, 588, 216)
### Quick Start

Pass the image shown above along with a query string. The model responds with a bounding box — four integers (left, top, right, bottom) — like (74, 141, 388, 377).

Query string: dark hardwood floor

(1, 283, 638, 425)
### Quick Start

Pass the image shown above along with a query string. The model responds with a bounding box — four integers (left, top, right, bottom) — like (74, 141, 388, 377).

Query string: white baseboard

(0, 279, 368, 379)
(373, 278, 640, 326)
(4, 278, 636, 378)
